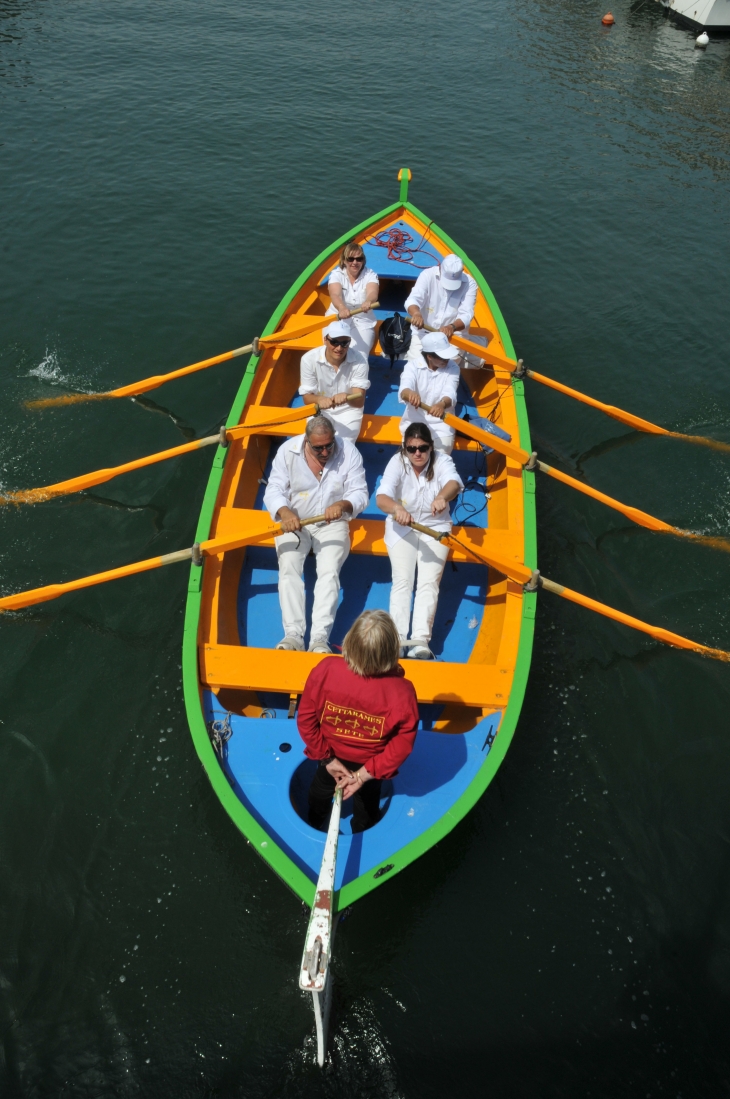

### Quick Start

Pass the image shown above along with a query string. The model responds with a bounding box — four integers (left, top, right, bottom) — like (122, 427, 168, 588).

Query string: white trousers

(349, 320, 376, 357)
(387, 530, 450, 644)
(311, 405, 363, 443)
(275, 521, 350, 643)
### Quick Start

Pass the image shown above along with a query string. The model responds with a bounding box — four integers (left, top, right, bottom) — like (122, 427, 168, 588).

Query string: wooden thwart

(200, 645, 514, 707)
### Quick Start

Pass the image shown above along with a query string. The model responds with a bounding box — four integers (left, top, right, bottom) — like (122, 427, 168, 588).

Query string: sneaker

(276, 636, 304, 652)
(308, 638, 332, 654)
(408, 643, 434, 660)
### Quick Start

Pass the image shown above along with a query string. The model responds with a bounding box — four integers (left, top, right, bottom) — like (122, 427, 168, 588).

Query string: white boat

(660, 0, 730, 31)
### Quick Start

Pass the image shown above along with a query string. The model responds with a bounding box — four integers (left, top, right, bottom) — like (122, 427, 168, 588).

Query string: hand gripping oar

(299, 787, 342, 1066)
(2, 398, 363, 507)
(409, 520, 730, 664)
(0, 513, 331, 613)
(416, 402, 730, 555)
(408, 317, 730, 455)
(25, 304, 379, 411)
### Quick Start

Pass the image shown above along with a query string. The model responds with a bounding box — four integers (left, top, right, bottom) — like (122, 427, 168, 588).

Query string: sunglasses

(346, 255, 364, 263)
(309, 440, 335, 454)
(405, 444, 431, 454)
(327, 338, 351, 348)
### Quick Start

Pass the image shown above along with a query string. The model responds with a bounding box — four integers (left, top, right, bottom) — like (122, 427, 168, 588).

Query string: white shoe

(276, 636, 304, 652)
(308, 638, 332, 654)
(408, 643, 434, 660)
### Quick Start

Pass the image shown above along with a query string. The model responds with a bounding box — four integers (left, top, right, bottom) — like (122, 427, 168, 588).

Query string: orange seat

(240, 405, 487, 451)
(200, 645, 512, 708)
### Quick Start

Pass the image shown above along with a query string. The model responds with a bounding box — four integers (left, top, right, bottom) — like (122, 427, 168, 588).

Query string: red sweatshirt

(297, 657, 419, 780)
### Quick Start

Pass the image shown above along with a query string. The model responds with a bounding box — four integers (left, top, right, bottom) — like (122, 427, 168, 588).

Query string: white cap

(440, 254, 464, 291)
(324, 319, 353, 340)
(421, 331, 460, 360)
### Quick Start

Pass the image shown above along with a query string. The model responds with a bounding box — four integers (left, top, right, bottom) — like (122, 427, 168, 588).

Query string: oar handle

(409, 520, 447, 541)
(344, 302, 379, 318)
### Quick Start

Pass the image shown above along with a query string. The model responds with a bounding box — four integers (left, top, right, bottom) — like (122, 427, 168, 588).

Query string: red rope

(366, 226, 437, 270)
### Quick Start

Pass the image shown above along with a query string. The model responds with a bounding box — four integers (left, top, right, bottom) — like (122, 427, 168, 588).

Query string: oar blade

(24, 392, 114, 411)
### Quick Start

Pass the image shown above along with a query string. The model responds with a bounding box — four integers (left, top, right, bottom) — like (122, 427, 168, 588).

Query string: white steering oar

(299, 786, 343, 1066)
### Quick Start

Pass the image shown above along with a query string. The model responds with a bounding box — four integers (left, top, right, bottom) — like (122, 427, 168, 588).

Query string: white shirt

(263, 435, 370, 523)
(378, 451, 464, 547)
(327, 265, 379, 329)
(398, 355, 460, 444)
(299, 344, 370, 441)
(404, 265, 477, 333)
(299, 344, 370, 400)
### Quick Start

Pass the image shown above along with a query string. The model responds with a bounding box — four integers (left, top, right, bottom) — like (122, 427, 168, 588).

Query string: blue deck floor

(205, 692, 501, 889)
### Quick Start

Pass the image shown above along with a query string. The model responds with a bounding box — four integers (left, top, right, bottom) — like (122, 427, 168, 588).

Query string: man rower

(299, 320, 370, 443)
(263, 413, 369, 654)
(404, 253, 482, 360)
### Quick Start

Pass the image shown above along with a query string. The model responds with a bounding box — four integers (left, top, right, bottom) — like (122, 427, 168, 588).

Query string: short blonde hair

(339, 239, 365, 269)
(342, 610, 400, 677)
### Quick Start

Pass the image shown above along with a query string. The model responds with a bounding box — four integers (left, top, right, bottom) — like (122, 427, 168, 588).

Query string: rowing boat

(181, 169, 537, 1055)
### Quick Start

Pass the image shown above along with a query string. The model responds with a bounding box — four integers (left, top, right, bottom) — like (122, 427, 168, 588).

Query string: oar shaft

(524, 369, 670, 437)
(0, 515, 329, 613)
(263, 302, 378, 348)
(0, 553, 180, 612)
(408, 520, 533, 582)
(26, 306, 380, 411)
(448, 332, 517, 371)
(539, 575, 730, 661)
(404, 316, 518, 372)
(418, 403, 530, 465)
(110, 345, 253, 399)
(4, 434, 221, 504)
(3, 405, 328, 507)
(419, 404, 682, 539)
(534, 460, 678, 535)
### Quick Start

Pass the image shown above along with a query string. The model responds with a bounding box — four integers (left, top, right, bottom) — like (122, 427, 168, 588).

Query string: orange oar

(411, 521, 730, 664)
(536, 573, 730, 663)
(517, 364, 730, 455)
(0, 514, 328, 613)
(416, 403, 730, 553)
(0, 404, 321, 507)
(24, 304, 378, 411)
(409, 521, 532, 583)
(415, 319, 730, 455)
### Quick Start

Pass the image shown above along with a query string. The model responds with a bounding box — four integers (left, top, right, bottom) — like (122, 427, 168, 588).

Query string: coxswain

(298, 610, 419, 833)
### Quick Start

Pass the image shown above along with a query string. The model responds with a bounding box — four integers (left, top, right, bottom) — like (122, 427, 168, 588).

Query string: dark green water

(2, 0, 730, 1094)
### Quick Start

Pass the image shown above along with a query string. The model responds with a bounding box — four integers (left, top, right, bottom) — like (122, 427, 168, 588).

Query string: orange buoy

(602, 11, 615, 23)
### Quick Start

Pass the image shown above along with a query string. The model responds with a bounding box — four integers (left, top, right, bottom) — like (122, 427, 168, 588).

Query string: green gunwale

(182, 182, 536, 909)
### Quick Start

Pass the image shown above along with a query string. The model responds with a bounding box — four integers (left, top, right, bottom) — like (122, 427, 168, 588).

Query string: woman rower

(298, 610, 419, 833)
(376, 422, 463, 660)
(326, 240, 379, 357)
(398, 330, 461, 454)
